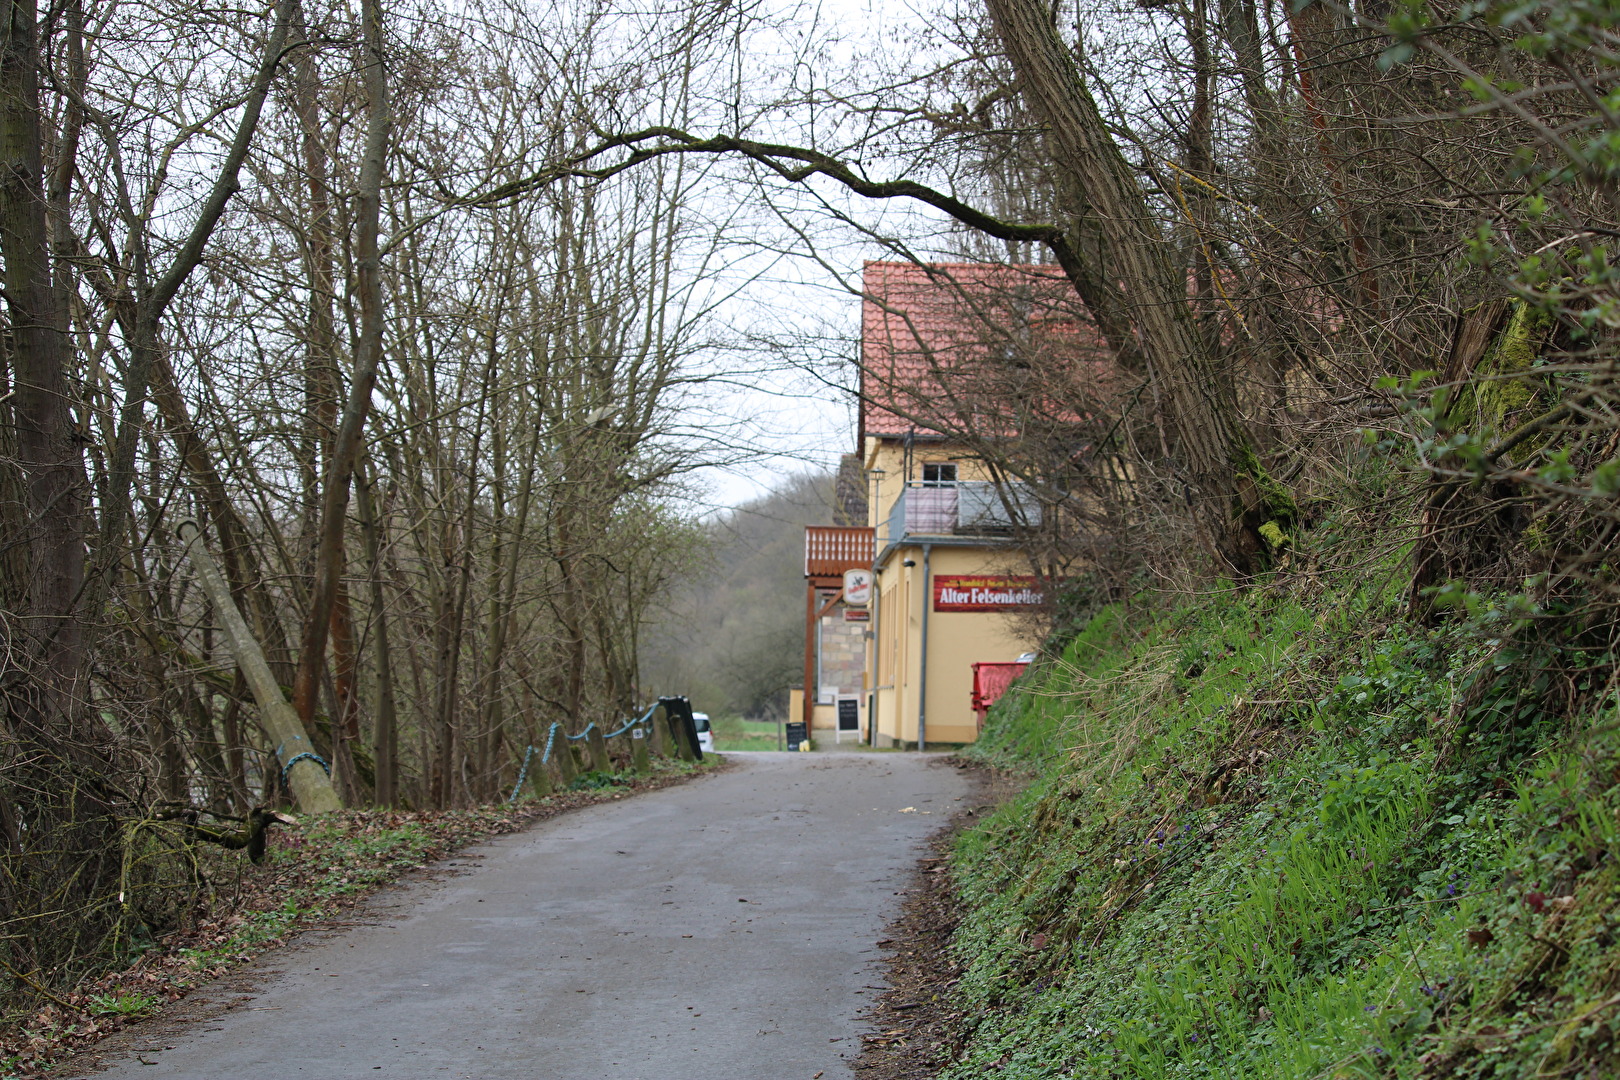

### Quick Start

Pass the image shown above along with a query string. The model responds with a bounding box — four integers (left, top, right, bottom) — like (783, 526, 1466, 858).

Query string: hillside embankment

(939, 562, 1620, 1077)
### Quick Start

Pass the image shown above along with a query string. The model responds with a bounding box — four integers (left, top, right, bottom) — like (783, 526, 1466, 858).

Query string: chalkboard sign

(837, 698, 860, 732)
(785, 721, 808, 751)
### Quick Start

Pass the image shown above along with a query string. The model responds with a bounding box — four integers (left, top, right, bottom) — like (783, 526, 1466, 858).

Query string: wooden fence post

(649, 706, 672, 758)
(554, 735, 579, 787)
(528, 751, 553, 797)
(586, 725, 611, 773)
(660, 696, 700, 762)
(670, 715, 696, 762)
(630, 724, 651, 774)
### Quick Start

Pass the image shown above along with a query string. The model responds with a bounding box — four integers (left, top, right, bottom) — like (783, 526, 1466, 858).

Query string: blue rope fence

(507, 702, 663, 804)
(280, 751, 331, 785)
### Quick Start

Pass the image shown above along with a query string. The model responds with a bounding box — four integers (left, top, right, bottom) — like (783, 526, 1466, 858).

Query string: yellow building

(861, 438, 1043, 747)
(799, 260, 1104, 747)
(855, 259, 1103, 747)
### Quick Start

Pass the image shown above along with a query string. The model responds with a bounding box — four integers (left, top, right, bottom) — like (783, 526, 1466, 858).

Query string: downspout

(868, 568, 881, 747)
(802, 579, 816, 742)
(869, 466, 883, 749)
(917, 543, 932, 752)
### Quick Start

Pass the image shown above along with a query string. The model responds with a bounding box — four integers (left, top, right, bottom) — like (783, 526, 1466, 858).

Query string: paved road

(78, 751, 971, 1080)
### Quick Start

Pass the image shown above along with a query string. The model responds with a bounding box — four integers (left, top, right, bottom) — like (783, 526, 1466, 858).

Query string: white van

(691, 712, 715, 754)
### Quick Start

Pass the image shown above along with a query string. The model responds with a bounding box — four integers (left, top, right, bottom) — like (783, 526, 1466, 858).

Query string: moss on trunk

(1231, 439, 1298, 558)
(1445, 299, 1557, 457)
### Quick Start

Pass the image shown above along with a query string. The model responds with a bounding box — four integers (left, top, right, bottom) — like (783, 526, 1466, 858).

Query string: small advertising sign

(843, 568, 873, 606)
(842, 696, 868, 738)
(844, 608, 870, 622)
(837, 698, 860, 733)
(933, 575, 1045, 612)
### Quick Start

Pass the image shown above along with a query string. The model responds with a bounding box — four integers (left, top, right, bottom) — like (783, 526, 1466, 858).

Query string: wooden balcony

(804, 526, 875, 579)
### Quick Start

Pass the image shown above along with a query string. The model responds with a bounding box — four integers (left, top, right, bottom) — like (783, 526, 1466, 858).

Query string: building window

(921, 462, 957, 487)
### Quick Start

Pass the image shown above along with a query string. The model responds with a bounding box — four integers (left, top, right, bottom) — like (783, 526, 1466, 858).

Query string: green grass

(570, 769, 629, 790)
(712, 716, 784, 751)
(84, 991, 159, 1018)
(945, 578, 1620, 1078)
(178, 818, 444, 969)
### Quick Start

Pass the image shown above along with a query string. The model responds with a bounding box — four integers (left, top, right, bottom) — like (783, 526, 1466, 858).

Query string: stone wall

(819, 604, 866, 701)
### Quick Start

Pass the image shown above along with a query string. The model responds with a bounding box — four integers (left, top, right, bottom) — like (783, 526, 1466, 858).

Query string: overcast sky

(630, 0, 982, 518)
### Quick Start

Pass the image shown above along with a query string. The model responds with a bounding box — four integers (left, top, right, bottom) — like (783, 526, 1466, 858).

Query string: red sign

(844, 608, 870, 622)
(933, 575, 1044, 612)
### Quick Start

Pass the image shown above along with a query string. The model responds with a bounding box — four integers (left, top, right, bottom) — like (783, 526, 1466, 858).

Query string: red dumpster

(971, 660, 1030, 730)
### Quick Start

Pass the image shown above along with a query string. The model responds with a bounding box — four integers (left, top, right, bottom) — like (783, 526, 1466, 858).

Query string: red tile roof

(858, 261, 1112, 442)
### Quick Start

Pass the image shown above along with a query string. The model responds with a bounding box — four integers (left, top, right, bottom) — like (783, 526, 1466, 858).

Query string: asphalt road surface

(78, 751, 971, 1080)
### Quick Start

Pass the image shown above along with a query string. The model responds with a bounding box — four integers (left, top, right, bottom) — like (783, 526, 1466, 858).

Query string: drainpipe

(868, 565, 881, 747)
(802, 580, 816, 742)
(917, 543, 932, 752)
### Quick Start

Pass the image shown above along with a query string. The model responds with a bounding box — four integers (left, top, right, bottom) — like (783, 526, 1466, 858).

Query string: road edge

(851, 758, 1023, 1078)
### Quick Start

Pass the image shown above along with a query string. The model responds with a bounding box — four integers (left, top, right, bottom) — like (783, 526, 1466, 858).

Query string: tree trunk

(290, 0, 391, 737)
(1285, 0, 1380, 311)
(145, 349, 292, 681)
(431, 344, 496, 807)
(1, 0, 88, 726)
(0, 0, 122, 988)
(289, 0, 340, 574)
(985, 0, 1286, 572)
(1183, 0, 1215, 309)
(328, 581, 363, 802)
(356, 456, 399, 806)
(218, 672, 254, 811)
(176, 521, 342, 813)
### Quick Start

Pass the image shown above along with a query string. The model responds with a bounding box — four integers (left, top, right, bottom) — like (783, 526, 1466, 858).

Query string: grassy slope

(949, 569, 1620, 1078)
